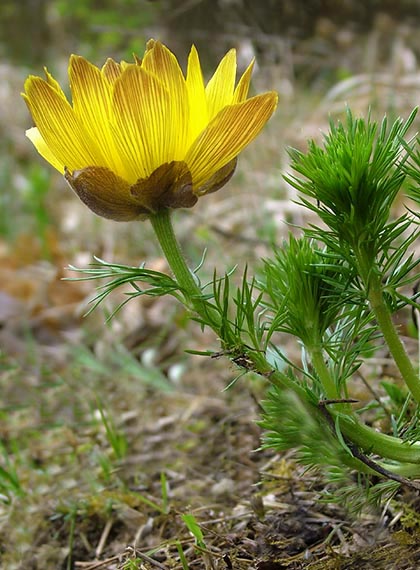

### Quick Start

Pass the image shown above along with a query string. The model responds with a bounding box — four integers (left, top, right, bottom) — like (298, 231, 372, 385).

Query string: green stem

(310, 347, 340, 400)
(150, 209, 220, 331)
(264, 364, 420, 464)
(339, 413, 420, 464)
(355, 248, 420, 403)
(311, 349, 420, 463)
(368, 281, 420, 403)
(379, 461, 420, 478)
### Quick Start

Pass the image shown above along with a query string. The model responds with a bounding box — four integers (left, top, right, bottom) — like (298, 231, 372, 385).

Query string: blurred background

(1, 1, 420, 567)
(2, 0, 420, 350)
(2, 0, 420, 310)
(3, 1, 420, 248)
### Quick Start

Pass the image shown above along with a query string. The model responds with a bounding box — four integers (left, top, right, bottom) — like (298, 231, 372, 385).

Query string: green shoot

(95, 399, 128, 461)
(135, 472, 170, 515)
(181, 513, 206, 550)
(176, 540, 190, 570)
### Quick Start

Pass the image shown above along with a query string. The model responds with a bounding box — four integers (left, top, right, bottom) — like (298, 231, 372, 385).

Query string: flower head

(23, 40, 278, 221)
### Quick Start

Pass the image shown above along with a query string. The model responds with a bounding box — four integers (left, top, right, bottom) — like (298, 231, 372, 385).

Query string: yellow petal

(142, 40, 185, 92)
(43, 67, 67, 98)
(26, 127, 65, 173)
(23, 76, 105, 172)
(186, 92, 278, 188)
(205, 49, 237, 121)
(101, 58, 122, 83)
(144, 38, 157, 55)
(141, 41, 189, 155)
(69, 55, 126, 177)
(233, 59, 255, 103)
(186, 45, 208, 143)
(112, 66, 175, 182)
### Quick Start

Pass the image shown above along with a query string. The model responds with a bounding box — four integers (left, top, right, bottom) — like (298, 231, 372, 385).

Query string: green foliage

(95, 399, 128, 461)
(262, 237, 350, 348)
(260, 385, 341, 462)
(208, 267, 266, 354)
(285, 110, 420, 332)
(259, 385, 405, 512)
(0, 159, 14, 239)
(0, 160, 53, 248)
(286, 109, 417, 259)
(403, 134, 420, 206)
(175, 541, 190, 570)
(68, 256, 183, 317)
(123, 472, 170, 516)
(22, 163, 53, 258)
(73, 343, 173, 391)
(261, 111, 420, 496)
(321, 475, 401, 514)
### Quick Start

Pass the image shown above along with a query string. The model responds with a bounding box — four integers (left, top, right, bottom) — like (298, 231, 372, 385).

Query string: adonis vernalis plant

(24, 39, 420, 508)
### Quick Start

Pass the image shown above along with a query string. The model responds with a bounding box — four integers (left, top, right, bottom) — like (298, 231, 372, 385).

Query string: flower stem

(149, 209, 220, 331)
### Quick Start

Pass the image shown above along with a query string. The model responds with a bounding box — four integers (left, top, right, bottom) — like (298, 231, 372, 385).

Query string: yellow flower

(23, 40, 278, 221)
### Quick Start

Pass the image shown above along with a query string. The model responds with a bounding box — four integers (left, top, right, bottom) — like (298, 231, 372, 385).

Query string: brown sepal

(130, 161, 198, 212)
(195, 158, 237, 196)
(65, 161, 200, 222)
(64, 166, 150, 221)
